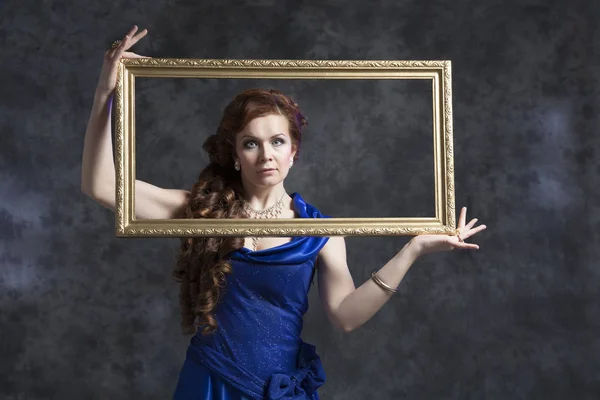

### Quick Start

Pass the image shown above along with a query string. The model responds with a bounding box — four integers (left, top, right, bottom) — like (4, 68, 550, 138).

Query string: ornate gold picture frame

(114, 59, 455, 237)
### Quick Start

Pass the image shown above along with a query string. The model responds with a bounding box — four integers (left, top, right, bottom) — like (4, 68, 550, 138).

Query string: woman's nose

(259, 147, 273, 161)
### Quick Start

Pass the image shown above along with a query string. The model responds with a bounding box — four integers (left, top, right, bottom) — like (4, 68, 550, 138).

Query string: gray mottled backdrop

(1, 0, 599, 399)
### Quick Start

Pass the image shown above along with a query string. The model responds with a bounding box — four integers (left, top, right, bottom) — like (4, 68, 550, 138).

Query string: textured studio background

(1, 0, 600, 399)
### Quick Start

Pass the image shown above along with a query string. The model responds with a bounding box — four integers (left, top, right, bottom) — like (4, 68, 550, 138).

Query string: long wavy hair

(173, 88, 308, 335)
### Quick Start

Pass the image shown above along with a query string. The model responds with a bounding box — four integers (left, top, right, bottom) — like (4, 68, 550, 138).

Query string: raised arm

(317, 207, 486, 332)
(81, 25, 189, 219)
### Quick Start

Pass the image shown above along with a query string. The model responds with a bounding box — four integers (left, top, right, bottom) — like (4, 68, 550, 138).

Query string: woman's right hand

(96, 25, 150, 95)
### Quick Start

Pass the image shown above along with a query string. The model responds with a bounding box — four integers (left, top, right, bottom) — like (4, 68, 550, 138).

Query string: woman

(81, 26, 486, 400)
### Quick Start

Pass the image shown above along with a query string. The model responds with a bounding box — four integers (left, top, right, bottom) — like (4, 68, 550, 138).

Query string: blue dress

(173, 193, 330, 400)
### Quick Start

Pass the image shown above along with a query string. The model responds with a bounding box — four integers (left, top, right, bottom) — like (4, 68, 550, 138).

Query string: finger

(465, 218, 478, 230)
(122, 52, 152, 59)
(113, 34, 131, 58)
(453, 242, 480, 250)
(458, 207, 467, 228)
(462, 224, 487, 239)
(114, 28, 137, 54)
(132, 28, 148, 42)
(123, 28, 148, 52)
(105, 39, 126, 58)
(127, 34, 147, 49)
(126, 25, 140, 38)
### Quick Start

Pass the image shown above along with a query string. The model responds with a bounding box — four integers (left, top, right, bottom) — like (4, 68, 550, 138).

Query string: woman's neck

(242, 183, 288, 211)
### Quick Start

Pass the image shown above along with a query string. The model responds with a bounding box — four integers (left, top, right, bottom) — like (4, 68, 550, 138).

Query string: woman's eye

(273, 139, 284, 146)
(244, 141, 257, 148)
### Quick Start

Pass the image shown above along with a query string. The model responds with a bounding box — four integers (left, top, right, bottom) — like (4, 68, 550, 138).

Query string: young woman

(81, 26, 486, 400)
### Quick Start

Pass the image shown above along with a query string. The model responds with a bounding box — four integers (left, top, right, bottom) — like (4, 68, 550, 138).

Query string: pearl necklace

(242, 192, 286, 250)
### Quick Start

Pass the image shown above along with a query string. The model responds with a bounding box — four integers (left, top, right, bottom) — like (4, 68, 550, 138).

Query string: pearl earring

(234, 161, 240, 171)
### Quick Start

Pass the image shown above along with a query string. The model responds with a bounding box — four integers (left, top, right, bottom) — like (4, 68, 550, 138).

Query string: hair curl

(173, 88, 307, 335)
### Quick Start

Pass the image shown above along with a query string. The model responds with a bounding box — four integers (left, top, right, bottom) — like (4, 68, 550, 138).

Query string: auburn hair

(172, 88, 308, 335)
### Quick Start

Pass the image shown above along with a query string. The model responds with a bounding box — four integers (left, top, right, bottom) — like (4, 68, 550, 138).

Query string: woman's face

(234, 114, 297, 189)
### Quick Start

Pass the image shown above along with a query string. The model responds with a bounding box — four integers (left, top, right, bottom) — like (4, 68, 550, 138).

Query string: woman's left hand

(410, 207, 487, 257)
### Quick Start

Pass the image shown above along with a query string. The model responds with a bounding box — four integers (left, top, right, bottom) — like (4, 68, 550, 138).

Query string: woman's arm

(80, 88, 117, 200)
(317, 208, 486, 332)
(81, 26, 189, 219)
(317, 236, 419, 332)
(81, 88, 189, 218)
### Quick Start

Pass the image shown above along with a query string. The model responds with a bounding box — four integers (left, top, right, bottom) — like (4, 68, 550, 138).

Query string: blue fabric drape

(173, 193, 329, 400)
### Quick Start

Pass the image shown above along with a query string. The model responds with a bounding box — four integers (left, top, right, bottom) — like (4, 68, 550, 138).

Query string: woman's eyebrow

(240, 133, 286, 140)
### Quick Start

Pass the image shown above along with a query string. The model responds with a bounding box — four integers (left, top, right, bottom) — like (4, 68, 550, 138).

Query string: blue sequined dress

(173, 193, 329, 400)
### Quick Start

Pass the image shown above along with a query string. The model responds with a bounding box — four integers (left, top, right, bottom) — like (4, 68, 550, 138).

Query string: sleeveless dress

(173, 193, 330, 400)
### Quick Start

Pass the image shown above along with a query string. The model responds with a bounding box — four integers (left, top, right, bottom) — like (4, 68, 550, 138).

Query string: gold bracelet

(371, 271, 398, 294)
